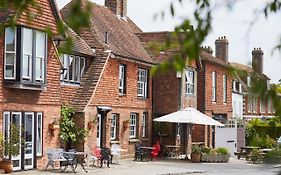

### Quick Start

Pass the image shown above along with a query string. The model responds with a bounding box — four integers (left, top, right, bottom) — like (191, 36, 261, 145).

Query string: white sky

(57, 0, 281, 83)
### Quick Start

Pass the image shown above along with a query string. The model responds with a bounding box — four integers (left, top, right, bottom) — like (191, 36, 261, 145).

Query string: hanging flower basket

(122, 120, 130, 131)
(88, 121, 94, 130)
(48, 123, 59, 131)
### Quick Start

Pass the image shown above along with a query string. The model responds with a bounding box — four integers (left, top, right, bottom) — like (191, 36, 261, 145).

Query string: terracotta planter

(191, 153, 201, 163)
(0, 160, 13, 173)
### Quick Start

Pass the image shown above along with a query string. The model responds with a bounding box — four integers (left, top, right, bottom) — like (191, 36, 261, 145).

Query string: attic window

(104, 32, 109, 44)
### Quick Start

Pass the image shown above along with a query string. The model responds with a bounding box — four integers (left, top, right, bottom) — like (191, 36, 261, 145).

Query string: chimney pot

(252, 47, 264, 74)
(215, 36, 229, 62)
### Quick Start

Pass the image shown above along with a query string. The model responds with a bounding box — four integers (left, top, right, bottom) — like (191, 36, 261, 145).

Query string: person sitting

(150, 141, 161, 160)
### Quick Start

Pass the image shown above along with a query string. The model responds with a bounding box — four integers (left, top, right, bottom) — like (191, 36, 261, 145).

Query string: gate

(215, 120, 245, 156)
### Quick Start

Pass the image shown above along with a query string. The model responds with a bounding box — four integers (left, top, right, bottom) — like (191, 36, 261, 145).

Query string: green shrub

(192, 145, 202, 154)
(248, 149, 263, 164)
(249, 134, 276, 148)
(216, 147, 229, 155)
(264, 149, 281, 164)
(201, 147, 211, 154)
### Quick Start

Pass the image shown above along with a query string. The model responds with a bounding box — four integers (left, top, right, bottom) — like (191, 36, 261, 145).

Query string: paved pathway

(12, 158, 281, 175)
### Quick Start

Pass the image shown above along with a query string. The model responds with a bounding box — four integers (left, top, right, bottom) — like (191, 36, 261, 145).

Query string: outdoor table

(235, 146, 261, 160)
(62, 151, 88, 173)
(140, 146, 154, 161)
(165, 145, 180, 159)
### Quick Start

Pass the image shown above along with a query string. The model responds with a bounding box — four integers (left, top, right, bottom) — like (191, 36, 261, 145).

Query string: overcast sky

(57, 0, 281, 83)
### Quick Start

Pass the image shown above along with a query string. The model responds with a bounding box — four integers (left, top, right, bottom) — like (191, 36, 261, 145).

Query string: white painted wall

(232, 93, 243, 119)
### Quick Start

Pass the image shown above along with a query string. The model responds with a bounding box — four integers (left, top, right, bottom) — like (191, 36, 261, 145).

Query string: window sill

(186, 94, 195, 97)
(119, 93, 127, 97)
(110, 140, 120, 144)
(4, 81, 46, 91)
(137, 97, 148, 101)
(61, 81, 81, 87)
(142, 138, 150, 142)
(129, 138, 140, 143)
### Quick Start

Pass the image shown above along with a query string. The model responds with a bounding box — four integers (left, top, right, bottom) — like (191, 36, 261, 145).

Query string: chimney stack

(201, 46, 213, 55)
(215, 36, 229, 62)
(252, 47, 264, 74)
(105, 0, 127, 18)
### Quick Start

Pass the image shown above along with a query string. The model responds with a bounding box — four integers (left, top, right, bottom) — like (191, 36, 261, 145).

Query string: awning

(153, 107, 224, 126)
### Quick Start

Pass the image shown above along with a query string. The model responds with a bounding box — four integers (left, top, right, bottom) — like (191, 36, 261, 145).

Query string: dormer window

(104, 32, 109, 44)
(4, 27, 47, 89)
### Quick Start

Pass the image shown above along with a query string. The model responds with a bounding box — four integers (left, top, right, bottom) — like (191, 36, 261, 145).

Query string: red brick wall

(153, 69, 179, 115)
(0, 0, 61, 170)
(82, 57, 153, 157)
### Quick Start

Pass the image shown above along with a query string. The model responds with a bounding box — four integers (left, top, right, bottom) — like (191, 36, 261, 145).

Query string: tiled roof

(71, 49, 108, 112)
(60, 0, 155, 64)
(60, 24, 95, 57)
(199, 50, 228, 67)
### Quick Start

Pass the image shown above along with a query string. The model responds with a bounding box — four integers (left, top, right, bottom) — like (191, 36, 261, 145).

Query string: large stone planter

(201, 153, 230, 163)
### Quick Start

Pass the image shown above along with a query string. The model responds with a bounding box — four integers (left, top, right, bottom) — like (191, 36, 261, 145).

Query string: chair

(100, 148, 111, 168)
(134, 143, 144, 161)
(111, 144, 121, 164)
(90, 146, 101, 167)
(150, 143, 161, 160)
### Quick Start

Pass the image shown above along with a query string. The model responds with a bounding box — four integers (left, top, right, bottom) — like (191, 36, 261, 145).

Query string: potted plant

(0, 123, 22, 173)
(191, 145, 202, 163)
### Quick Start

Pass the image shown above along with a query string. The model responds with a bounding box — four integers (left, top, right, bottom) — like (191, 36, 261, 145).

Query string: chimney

(105, 0, 127, 18)
(215, 36, 229, 62)
(252, 47, 264, 74)
(201, 46, 213, 55)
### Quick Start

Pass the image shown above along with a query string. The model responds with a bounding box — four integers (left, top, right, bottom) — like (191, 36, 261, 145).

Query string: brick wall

(82, 57, 153, 157)
(0, 0, 61, 170)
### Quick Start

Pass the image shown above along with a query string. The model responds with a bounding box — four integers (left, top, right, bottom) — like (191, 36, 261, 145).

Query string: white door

(11, 112, 22, 171)
(96, 114, 101, 147)
(24, 112, 34, 170)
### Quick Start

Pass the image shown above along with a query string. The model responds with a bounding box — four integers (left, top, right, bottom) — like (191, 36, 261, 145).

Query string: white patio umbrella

(153, 107, 224, 126)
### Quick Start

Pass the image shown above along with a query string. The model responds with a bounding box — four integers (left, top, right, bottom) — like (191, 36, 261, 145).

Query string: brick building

(196, 37, 233, 147)
(137, 32, 198, 154)
(0, 0, 62, 170)
(60, 0, 156, 157)
(230, 48, 274, 121)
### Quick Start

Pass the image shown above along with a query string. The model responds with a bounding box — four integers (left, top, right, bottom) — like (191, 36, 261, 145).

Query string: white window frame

(129, 113, 137, 138)
(248, 96, 253, 113)
(22, 27, 33, 81)
(61, 54, 85, 85)
(36, 113, 43, 156)
(186, 69, 194, 95)
(260, 99, 266, 114)
(142, 113, 147, 138)
(253, 97, 257, 113)
(268, 99, 273, 114)
(137, 69, 148, 98)
(119, 65, 125, 94)
(4, 27, 17, 80)
(212, 71, 217, 102)
(110, 114, 117, 140)
(233, 81, 236, 92)
(35, 31, 46, 82)
(223, 75, 227, 103)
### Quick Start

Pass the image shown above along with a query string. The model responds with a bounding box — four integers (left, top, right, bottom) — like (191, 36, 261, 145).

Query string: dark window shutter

(147, 70, 149, 98)
(124, 64, 127, 94)
(116, 114, 120, 140)
(136, 113, 139, 139)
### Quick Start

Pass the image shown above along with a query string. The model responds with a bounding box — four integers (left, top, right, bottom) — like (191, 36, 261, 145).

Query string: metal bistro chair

(61, 149, 77, 172)
(134, 143, 144, 161)
(100, 148, 111, 168)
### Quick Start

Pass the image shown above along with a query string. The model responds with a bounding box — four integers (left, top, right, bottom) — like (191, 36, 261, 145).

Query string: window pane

(63, 54, 69, 81)
(69, 56, 74, 81)
(23, 28, 33, 55)
(5, 53, 15, 78)
(36, 31, 46, 81)
(23, 55, 32, 79)
(5, 28, 16, 52)
(80, 58, 85, 76)
(37, 113, 42, 156)
(74, 57, 80, 82)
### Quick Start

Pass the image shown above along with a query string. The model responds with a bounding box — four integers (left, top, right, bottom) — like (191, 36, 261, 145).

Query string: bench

(46, 148, 68, 169)
(234, 151, 247, 159)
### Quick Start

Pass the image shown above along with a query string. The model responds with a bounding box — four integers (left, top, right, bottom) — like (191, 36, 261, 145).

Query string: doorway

(3, 111, 41, 171)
